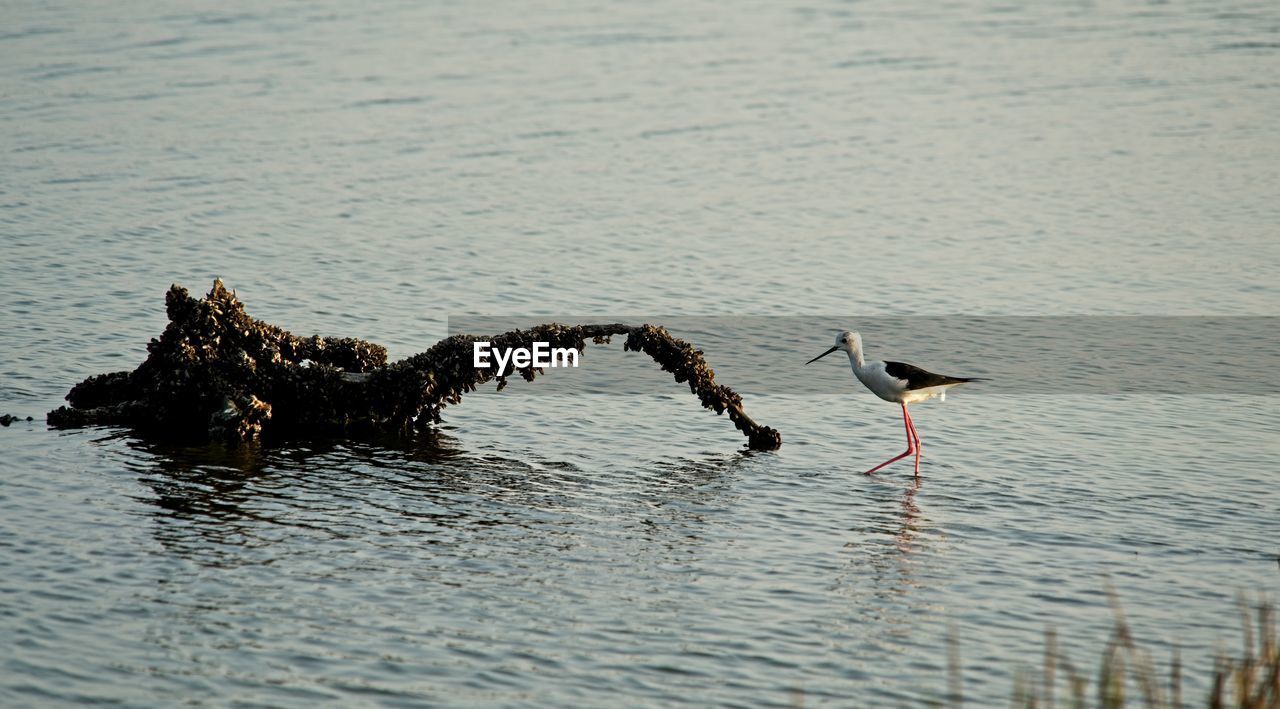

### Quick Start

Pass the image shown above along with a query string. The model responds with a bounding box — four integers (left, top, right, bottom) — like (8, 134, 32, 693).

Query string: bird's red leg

(904, 406, 922, 477)
(864, 403, 915, 475)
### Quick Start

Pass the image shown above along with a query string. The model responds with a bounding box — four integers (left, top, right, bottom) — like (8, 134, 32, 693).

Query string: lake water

(2, 0, 1279, 705)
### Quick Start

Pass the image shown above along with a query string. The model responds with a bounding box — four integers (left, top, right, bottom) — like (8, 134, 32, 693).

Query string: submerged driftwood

(47, 281, 782, 450)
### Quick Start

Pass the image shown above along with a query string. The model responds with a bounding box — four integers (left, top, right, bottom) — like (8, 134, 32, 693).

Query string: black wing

(883, 361, 983, 390)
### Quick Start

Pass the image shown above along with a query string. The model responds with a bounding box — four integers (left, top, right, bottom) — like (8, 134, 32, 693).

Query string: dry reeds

(1012, 591, 1277, 709)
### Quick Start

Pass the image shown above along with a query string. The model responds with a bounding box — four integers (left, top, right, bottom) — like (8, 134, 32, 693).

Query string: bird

(806, 330, 986, 477)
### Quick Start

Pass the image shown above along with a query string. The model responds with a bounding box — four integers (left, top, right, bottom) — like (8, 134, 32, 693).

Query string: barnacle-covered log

(47, 281, 782, 450)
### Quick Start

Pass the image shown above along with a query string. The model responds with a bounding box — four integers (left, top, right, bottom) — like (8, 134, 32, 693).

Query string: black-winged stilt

(806, 330, 986, 477)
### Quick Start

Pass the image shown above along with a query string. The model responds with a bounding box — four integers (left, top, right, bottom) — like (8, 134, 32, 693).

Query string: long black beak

(806, 345, 839, 365)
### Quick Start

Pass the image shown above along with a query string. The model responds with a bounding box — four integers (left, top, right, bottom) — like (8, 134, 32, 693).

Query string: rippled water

(3, 0, 1279, 705)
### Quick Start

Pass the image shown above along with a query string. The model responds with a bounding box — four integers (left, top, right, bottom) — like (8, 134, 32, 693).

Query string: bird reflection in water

(895, 478, 923, 557)
(825, 477, 942, 673)
(834, 478, 941, 634)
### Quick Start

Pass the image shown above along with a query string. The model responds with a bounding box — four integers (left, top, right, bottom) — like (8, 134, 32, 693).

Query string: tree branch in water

(47, 281, 782, 450)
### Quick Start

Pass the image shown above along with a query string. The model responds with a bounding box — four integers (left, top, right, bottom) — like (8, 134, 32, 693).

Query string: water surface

(3, 0, 1279, 705)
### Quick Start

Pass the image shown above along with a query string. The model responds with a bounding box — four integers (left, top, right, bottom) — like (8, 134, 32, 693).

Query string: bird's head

(806, 330, 861, 364)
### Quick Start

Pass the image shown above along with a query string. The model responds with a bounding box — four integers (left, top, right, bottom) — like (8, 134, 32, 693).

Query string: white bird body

(853, 360, 957, 404)
(806, 330, 985, 477)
